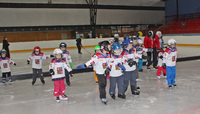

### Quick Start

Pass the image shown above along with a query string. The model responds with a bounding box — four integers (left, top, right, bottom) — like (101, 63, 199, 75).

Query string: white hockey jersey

(63, 50, 72, 65)
(0, 57, 15, 73)
(108, 55, 123, 77)
(157, 51, 165, 67)
(85, 52, 111, 75)
(49, 58, 72, 79)
(91, 54, 97, 71)
(28, 52, 50, 69)
(135, 46, 148, 62)
(163, 48, 178, 66)
(121, 49, 141, 71)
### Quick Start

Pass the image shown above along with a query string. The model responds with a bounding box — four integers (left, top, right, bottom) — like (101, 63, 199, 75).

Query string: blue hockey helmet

(59, 42, 67, 48)
(111, 42, 121, 50)
(122, 39, 131, 48)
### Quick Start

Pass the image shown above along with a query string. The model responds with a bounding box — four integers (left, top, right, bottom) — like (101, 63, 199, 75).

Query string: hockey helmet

(59, 42, 67, 48)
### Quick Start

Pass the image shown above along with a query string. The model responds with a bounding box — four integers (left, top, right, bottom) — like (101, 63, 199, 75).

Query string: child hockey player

(121, 39, 141, 95)
(93, 46, 100, 83)
(157, 44, 167, 79)
(49, 49, 73, 102)
(27, 46, 51, 85)
(163, 39, 178, 88)
(136, 39, 148, 72)
(59, 42, 73, 86)
(156, 31, 165, 49)
(108, 42, 126, 100)
(80, 41, 111, 104)
(0, 49, 16, 83)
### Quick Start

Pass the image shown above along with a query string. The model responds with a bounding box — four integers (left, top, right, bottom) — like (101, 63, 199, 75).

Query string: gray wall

(0, 0, 165, 27)
(0, 8, 90, 27)
(97, 10, 164, 25)
(0, 0, 164, 6)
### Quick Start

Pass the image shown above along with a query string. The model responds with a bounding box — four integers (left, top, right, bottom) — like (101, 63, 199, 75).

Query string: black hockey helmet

(99, 41, 110, 52)
(59, 42, 67, 48)
(147, 30, 153, 38)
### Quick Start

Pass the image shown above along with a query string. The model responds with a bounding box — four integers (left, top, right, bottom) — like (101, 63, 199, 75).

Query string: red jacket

(144, 35, 160, 49)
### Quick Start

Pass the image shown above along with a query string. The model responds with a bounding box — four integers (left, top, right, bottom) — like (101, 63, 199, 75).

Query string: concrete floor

(0, 46, 200, 114)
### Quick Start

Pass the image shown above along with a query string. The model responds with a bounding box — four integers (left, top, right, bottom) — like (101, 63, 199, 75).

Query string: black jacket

(76, 38, 82, 46)
(3, 40, 9, 50)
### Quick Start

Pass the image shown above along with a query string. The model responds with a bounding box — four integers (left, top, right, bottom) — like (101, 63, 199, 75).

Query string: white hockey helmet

(1, 49, 7, 55)
(114, 34, 119, 38)
(53, 49, 63, 56)
(137, 39, 143, 44)
(168, 39, 176, 46)
(156, 31, 162, 36)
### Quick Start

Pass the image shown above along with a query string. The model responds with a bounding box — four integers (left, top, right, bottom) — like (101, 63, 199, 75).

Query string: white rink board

(5, 35, 200, 51)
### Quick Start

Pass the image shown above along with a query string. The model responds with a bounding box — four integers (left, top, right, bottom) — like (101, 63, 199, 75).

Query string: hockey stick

(82, 46, 92, 56)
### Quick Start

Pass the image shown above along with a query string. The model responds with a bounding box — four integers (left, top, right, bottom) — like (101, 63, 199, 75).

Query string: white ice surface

(0, 46, 200, 114)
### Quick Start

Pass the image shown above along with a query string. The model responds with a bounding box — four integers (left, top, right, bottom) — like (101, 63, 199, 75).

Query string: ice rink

(1, 46, 200, 114)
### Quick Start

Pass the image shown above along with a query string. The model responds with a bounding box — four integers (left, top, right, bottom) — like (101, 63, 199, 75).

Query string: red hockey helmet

(34, 46, 41, 52)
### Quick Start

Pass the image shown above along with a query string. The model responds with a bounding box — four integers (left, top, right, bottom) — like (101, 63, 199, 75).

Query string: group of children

(0, 32, 178, 104)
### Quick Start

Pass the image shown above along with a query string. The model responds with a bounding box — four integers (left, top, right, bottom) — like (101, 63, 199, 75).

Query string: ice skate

(55, 96, 60, 103)
(118, 94, 126, 99)
(59, 94, 68, 101)
(41, 80, 45, 84)
(137, 86, 140, 90)
(132, 90, 140, 95)
(168, 85, 172, 88)
(9, 79, 13, 84)
(101, 98, 107, 105)
(32, 81, 35, 85)
(110, 94, 115, 100)
(138, 69, 143, 72)
(173, 84, 177, 87)
(153, 66, 158, 69)
(2, 79, 6, 84)
(67, 81, 71, 86)
(157, 76, 160, 79)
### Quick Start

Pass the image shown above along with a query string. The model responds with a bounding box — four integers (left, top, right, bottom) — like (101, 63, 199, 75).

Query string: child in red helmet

(27, 46, 52, 85)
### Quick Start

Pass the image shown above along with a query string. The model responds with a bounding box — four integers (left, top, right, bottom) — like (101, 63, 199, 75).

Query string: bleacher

(159, 13, 200, 34)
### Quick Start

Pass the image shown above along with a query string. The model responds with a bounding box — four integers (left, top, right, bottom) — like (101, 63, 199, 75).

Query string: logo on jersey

(115, 65, 120, 70)
(35, 59, 40, 64)
(57, 67, 63, 74)
(3, 63, 8, 68)
(172, 56, 176, 62)
(102, 63, 108, 69)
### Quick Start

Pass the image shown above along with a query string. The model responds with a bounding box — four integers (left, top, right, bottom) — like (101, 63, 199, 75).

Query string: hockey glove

(162, 63, 166, 69)
(27, 60, 30, 65)
(49, 69, 55, 75)
(50, 55, 54, 58)
(14, 63, 16, 66)
(69, 62, 73, 68)
(76, 64, 87, 69)
(117, 63, 126, 73)
(148, 48, 153, 52)
(104, 67, 111, 77)
(69, 72, 73, 77)
(127, 59, 136, 67)
(159, 55, 163, 60)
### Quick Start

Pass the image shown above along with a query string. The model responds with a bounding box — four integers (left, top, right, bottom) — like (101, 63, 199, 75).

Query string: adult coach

(2, 37, 10, 57)
(144, 30, 160, 69)
(76, 36, 82, 54)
